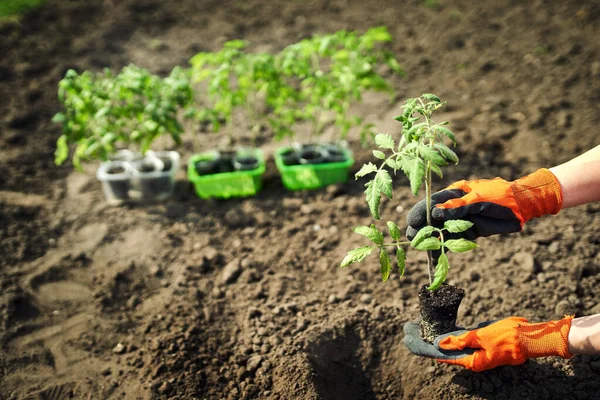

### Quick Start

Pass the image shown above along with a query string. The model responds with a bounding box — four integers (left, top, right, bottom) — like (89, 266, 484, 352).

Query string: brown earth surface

(1, 0, 600, 399)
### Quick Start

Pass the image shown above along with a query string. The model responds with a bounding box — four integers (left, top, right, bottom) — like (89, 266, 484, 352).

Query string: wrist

(518, 316, 574, 359)
(511, 168, 563, 223)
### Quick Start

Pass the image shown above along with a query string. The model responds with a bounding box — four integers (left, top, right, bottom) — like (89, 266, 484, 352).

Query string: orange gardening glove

(406, 168, 563, 241)
(435, 316, 574, 372)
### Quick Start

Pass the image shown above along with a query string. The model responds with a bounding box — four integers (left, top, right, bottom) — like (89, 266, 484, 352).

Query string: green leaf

(396, 247, 406, 277)
(373, 150, 386, 159)
(377, 169, 393, 200)
(431, 163, 443, 179)
(385, 158, 399, 170)
(445, 239, 478, 253)
(375, 133, 395, 150)
(427, 253, 449, 291)
(353, 224, 384, 245)
(364, 170, 393, 220)
(443, 220, 474, 233)
(355, 162, 378, 179)
(410, 226, 435, 247)
(422, 93, 441, 103)
(365, 181, 381, 220)
(419, 146, 448, 166)
(380, 249, 392, 282)
(435, 143, 459, 164)
(436, 126, 456, 145)
(51, 113, 65, 124)
(340, 246, 374, 268)
(54, 135, 69, 166)
(387, 221, 401, 241)
(414, 237, 442, 251)
(408, 158, 426, 196)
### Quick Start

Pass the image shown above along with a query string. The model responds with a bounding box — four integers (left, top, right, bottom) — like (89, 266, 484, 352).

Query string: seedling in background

(275, 26, 403, 144)
(341, 94, 478, 290)
(189, 40, 299, 148)
(53, 65, 192, 169)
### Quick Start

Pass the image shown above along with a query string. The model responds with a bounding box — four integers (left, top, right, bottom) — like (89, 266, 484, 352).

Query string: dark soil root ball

(418, 284, 465, 343)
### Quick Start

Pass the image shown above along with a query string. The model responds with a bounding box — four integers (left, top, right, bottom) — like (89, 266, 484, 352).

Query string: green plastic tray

(274, 146, 354, 190)
(188, 150, 265, 199)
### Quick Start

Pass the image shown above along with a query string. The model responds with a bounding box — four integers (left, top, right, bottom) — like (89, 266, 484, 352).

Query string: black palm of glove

(406, 189, 522, 242)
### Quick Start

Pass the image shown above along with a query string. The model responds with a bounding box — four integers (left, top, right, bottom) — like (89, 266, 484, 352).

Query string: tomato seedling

(275, 26, 403, 144)
(189, 40, 299, 148)
(341, 94, 478, 291)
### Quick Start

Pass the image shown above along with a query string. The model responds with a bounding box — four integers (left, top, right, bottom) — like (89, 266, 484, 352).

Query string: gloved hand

(403, 316, 573, 372)
(406, 168, 563, 241)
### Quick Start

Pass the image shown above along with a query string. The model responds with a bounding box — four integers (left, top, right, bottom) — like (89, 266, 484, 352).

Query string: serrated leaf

(414, 237, 442, 251)
(373, 150, 386, 159)
(340, 246, 374, 268)
(365, 170, 393, 220)
(375, 133, 395, 150)
(355, 162, 378, 179)
(377, 169, 393, 200)
(410, 226, 435, 247)
(385, 158, 399, 170)
(419, 146, 448, 166)
(445, 239, 478, 253)
(422, 93, 441, 102)
(435, 143, 459, 164)
(408, 158, 426, 196)
(387, 221, 401, 241)
(431, 163, 443, 179)
(436, 126, 456, 145)
(365, 181, 381, 220)
(443, 220, 474, 233)
(396, 247, 406, 277)
(353, 224, 384, 245)
(380, 249, 392, 282)
(427, 253, 449, 291)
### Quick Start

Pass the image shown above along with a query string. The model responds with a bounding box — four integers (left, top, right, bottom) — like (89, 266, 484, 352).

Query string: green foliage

(189, 41, 300, 145)
(275, 26, 403, 142)
(342, 94, 479, 290)
(0, 0, 44, 17)
(53, 65, 192, 169)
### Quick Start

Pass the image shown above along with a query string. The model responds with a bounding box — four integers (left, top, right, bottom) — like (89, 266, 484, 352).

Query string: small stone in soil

(113, 343, 126, 354)
(360, 294, 373, 304)
(222, 259, 242, 284)
(246, 355, 263, 373)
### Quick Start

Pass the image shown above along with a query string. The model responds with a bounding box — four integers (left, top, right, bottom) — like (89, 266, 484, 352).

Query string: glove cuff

(511, 168, 563, 223)
(518, 315, 574, 359)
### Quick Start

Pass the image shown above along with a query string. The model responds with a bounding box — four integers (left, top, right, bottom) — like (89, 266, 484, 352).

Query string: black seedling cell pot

(418, 284, 465, 343)
(195, 159, 219, 176)
(299, 146, 327, 165)
(322, 144, 347, 163)
(233, 155, 260, 171)
(280, 148, 299, 166)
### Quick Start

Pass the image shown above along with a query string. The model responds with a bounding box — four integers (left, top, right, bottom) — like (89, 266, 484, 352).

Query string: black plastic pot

(280, 148, 299, 166)
(298, 145, 328, 165)
(418, 284, 465, 343)
(233, 155, 260, 171)
(322, 143, 347, 163)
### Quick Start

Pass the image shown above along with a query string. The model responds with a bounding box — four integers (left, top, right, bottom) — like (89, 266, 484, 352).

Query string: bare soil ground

(1, 0, 600, 399)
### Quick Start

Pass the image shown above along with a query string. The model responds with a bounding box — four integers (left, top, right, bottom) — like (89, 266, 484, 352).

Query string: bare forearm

(549, 145, 600, 209)
(568, 314, 600, 355)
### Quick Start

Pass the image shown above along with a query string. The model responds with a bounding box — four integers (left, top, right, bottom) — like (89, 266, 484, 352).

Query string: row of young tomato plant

(52, 27, 403, 203)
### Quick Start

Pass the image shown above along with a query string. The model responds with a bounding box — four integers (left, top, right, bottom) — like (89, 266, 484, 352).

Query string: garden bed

(1, 0, 600, 399)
